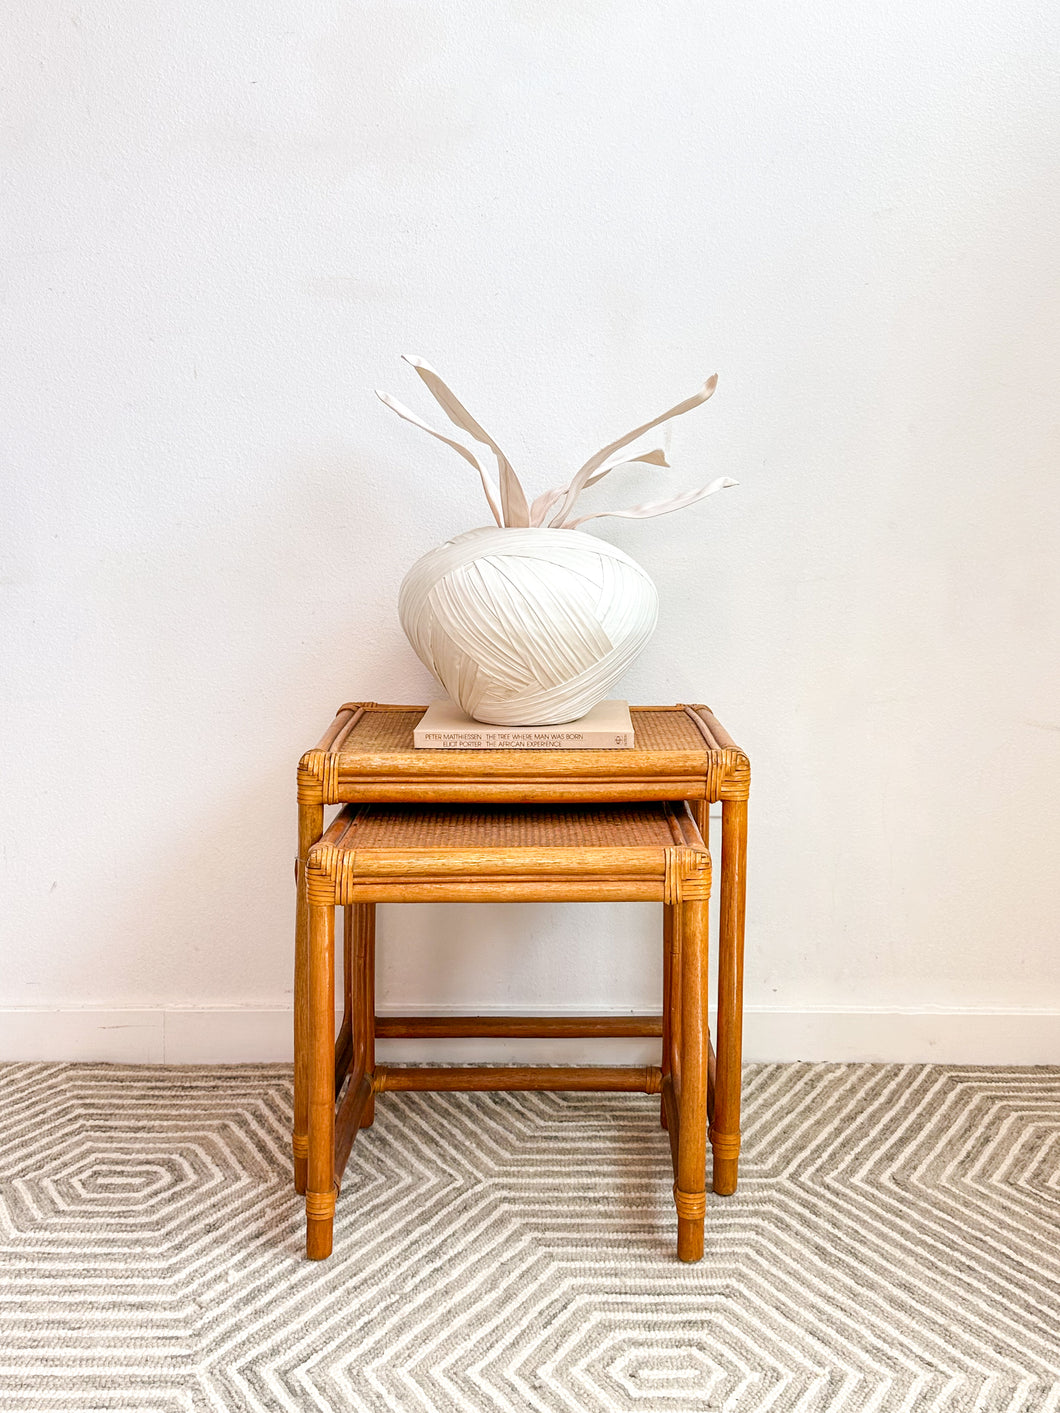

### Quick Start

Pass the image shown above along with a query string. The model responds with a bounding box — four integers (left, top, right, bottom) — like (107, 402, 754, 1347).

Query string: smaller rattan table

(303, 800, 713, 1261)
(294, 702, 749, 1213)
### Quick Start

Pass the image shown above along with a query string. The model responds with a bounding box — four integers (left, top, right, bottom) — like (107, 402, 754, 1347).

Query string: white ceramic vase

(398, 526, 659, 725)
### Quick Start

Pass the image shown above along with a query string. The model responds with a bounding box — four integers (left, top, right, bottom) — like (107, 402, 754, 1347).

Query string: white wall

(2, 0, 1058, 1062)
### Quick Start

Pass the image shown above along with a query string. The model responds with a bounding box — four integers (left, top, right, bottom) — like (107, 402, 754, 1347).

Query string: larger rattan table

(294, 702, 749, 1215)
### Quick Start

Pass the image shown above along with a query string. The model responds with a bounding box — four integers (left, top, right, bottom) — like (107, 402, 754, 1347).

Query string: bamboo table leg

(293, 798, 323, 1194)
(361, 904, 376, 1127)
(710, 797, 747, 1195)
(675, 879, 709, 1262)
(335, 907, 354, 1093)
(306, 899, 337, 1260)
(693, 801, 714, 1122)
(339, 904, 376, 1127)
(660, 903, 674, 1130)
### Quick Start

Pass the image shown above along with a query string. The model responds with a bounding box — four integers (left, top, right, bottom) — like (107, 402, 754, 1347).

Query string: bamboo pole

(360, 904, 376, 1127)
(334, 1075, 373, 1183)
(660, 905, 674, 1130)
(374, 1014, 663, 1039)
(373, 1065, 662, 1093)
(675, 885, 709, 1262)
(306, 901, 336, 1260)
(711, 797, 747, 1196)
(292, 799, 322, 1195)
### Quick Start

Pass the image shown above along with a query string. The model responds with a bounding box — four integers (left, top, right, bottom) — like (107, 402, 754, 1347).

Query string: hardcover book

(414, 699, 635, 750)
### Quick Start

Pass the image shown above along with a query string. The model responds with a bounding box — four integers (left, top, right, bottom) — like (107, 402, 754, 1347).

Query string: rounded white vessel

(398, 526, 659, 726)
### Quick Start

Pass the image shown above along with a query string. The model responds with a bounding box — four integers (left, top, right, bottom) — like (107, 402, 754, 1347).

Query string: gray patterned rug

(0, 1062, 1057, 1412)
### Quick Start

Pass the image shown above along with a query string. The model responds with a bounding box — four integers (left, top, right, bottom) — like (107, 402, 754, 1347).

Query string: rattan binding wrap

(304, 1188, 337, 1220)
(673, 1185, 708, 1222)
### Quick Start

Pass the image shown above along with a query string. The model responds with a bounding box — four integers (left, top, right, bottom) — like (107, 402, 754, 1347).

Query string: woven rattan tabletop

(321, 799, 705, 853)
(340, 707, 706, 756)
(298, 703, 749, 806)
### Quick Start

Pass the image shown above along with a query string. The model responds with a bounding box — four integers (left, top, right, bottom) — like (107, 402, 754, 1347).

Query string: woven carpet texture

(0, 1063, 1057, 1412)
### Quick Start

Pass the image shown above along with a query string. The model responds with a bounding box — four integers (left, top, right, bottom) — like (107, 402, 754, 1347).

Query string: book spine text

(415, 730, 634, 750)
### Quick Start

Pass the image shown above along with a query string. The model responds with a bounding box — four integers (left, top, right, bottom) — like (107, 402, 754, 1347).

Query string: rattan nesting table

(294, 703, 749, 1260)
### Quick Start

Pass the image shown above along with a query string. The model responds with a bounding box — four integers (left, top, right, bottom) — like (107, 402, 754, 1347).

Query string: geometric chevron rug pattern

(0, 1063, 1058, 1412)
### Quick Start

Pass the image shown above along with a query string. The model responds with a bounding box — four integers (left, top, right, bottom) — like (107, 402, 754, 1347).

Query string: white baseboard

(0, 1006, 1057, 1065)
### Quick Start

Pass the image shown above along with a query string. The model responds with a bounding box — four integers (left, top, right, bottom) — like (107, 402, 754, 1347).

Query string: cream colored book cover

(414, 700, 635, 749)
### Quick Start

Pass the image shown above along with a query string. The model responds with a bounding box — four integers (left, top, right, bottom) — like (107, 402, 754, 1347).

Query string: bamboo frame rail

(293, 702, 748, 1260)
(373, 1065, 663, 1093)
(375, 1015, 663, 1039)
